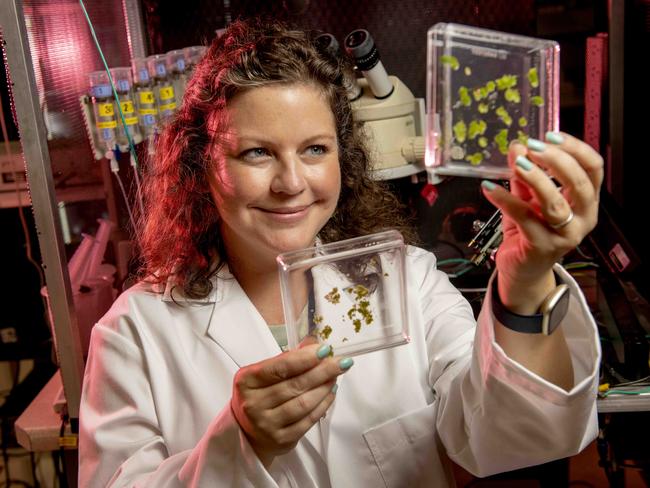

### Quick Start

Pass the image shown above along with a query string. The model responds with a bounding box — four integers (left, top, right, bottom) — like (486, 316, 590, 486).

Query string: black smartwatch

(491, 272, 570, 335)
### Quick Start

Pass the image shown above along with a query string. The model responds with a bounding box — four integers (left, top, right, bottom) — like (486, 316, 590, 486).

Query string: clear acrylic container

(425, 23, 559, 179)
(277, 230, 409, 358)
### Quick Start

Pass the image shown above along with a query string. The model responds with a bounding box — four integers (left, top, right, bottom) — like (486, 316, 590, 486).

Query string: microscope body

(351, 76, 426, 177)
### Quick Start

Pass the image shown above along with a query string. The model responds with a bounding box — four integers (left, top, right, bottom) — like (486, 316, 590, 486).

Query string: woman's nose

(271, 155, 306, 195)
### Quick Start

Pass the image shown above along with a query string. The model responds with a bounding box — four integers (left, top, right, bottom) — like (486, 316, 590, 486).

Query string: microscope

(316, 30, 427, 181)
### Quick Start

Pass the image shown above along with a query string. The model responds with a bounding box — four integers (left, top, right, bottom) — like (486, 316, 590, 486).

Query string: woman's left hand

(481, 132, 604, 311)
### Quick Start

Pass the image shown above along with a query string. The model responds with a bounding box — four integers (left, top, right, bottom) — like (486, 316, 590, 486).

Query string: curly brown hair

(136, 18, 416, 299)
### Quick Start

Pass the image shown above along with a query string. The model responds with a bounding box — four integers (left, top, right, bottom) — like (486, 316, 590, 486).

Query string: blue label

(156, 63, 166, 76)
(101, 128, 114, 141)
(117, 79, 130, 92)
(91, 84, 112, 98)
(177, 59, 186, 71)
(139, 69, 149, 82)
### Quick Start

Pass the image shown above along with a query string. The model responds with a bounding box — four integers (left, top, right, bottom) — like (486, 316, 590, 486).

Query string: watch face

(543, 284, 570, 335)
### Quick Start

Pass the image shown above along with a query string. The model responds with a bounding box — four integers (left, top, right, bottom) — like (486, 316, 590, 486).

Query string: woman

(79, 19, 602, 487)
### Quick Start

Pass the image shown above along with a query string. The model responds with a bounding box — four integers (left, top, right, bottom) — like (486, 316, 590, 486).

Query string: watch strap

(491, 272, 568, 334)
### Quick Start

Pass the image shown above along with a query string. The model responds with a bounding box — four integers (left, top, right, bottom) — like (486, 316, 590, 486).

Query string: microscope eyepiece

(344, 29, 380, 72)
(344, 29, 393, 99)
(314, 33, 339, 57)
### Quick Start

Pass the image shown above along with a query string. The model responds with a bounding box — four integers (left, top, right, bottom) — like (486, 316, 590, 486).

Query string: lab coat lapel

(206, 276, 282, 367)
(205, 274, 328, 465)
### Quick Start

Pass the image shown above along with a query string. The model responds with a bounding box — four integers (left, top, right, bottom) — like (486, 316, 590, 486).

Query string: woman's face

(208, 83, 341, 265)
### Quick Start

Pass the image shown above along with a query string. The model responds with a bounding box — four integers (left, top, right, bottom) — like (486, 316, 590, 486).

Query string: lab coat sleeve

(79, 319, 287, 487)
(412, 250, 600, 477)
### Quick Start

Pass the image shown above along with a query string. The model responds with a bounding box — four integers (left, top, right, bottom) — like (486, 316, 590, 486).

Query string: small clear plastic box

(425, 23, 559, 179)
(277, 230, 409, 357)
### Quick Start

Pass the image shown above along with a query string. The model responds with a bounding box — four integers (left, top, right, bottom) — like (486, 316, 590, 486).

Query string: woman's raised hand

(481, 132, 603, 309)
(230, 343, 353, 467)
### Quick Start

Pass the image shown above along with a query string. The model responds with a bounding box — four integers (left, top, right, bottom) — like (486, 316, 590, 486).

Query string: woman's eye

(306, 145, 327, 156)
(240, 147, 270, 160)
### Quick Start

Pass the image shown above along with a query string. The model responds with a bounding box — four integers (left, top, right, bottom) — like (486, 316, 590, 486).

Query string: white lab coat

(79, 247, 600, 487)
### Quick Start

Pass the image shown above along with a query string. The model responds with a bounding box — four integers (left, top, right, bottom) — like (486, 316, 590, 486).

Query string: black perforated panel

(147, 0, 535, 98)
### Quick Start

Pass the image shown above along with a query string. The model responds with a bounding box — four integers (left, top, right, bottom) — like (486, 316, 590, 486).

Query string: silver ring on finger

(549, 208, 574, 230)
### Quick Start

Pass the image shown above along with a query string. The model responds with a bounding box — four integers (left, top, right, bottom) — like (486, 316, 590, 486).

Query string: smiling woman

(79, 17, 603, 488)
(135, 19, 415, 301)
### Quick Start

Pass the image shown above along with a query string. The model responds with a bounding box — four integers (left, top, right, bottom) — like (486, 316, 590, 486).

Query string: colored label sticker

(124, 117, 139, 126)
(139, 91, 155, 104)
(159, 86, 175, 100)
(156, 63, 166, 76)
(120, 101, 135, 114)
(159, 102, 177, 112)
(117, 79, 130, 92)
(139, 108, 157, 115)
(98, 103, 114, 116)
(139, 69, 149, 82)
(143, 114, 156, 126)
(97, 121, 117, 129)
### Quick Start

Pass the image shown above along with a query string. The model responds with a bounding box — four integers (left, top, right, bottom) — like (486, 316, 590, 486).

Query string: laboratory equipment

(88, 70, 117, 158)
(110, 66, 143, 150)
(344, 29, 393, 99)
(425, 23, 559, 180)
(166, 49, 188, 105)
(132, 57, 159, 154)
(314, 33, 362, 101)
(339, 28, 426, 179)
(277, 230, 409, 358)
(147, 54, 177, 121)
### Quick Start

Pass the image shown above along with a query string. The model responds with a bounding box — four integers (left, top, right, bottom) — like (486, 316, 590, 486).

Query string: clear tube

(147, 54, 177, 121)
(89, 70, 117, 154)
(166, 49, 188, 105)
(110, 67, 142, 149)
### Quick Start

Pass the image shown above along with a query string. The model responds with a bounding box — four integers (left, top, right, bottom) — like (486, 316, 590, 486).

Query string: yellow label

(58, 435, 78, 448)
(125, 117, 139, 125)
(120, 100, 135, 114)
(97, 120, 117, 129)
(159, 102, 177, 112)
(139, 108, 158, 115)
(139, 91, 155, 104)
(159, 86, 175, 101)
(98, 103, 114, 116)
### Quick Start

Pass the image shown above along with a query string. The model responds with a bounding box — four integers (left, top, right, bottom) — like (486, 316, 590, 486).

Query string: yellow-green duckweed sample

(495, 74, 517, 90)
(458, 86, 471, 107)
(466, 152, 484, 165)
(528, 68, 539, 88)
(441, 55, 460, 70)
(453, 120, 467, 143)
(504, 88, 521, 103)
(468, 119, 487, 139)
(530, 96, 544, 107)
(495, 106, 512, 126)
(495, 129, 509, 154)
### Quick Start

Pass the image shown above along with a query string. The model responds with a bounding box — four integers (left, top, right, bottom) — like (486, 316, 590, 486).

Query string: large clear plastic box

(277, 230, 409, 358)
(425, 23, 559, 179)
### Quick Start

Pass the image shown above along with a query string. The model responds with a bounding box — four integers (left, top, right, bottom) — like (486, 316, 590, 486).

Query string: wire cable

(113, 170, 137, 233)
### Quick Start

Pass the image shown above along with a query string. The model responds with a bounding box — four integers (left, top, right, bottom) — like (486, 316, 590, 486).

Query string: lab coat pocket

(363, 402, 443, 488)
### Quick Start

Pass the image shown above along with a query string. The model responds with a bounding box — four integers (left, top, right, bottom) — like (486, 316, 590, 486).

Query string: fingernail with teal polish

(317, 344, 332, 359)
(527, 138, 546, 152)
(516, 155, 534, 171)
(481, 180, 497, 191)
(545, 131, 564, 145)
(331, 383, 339, 394)
(339, 357, 354, 370)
